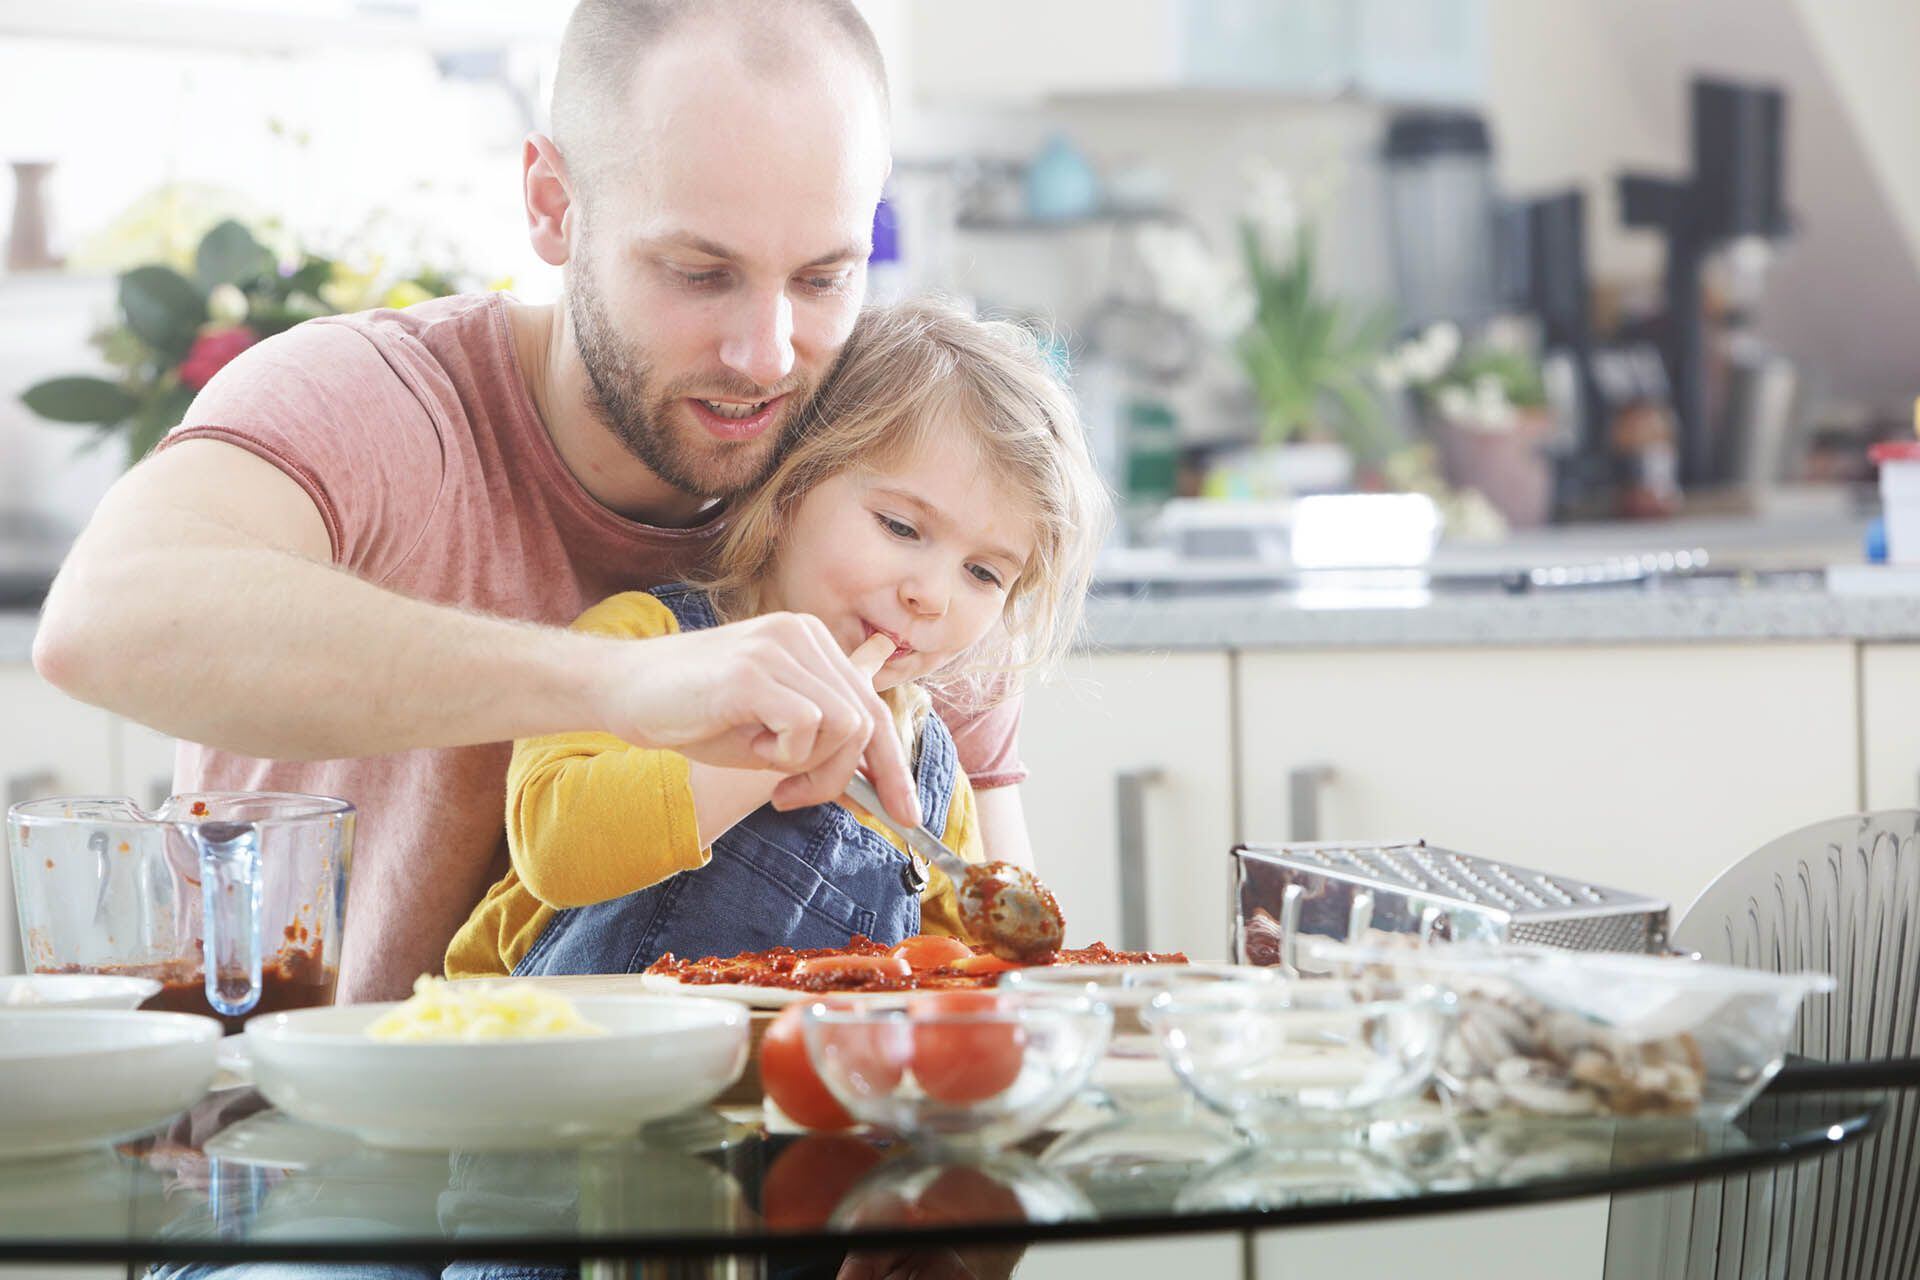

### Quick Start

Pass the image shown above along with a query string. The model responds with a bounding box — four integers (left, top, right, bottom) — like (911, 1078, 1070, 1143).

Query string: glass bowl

(1000, 964, 1267, 1113)
(1310, 941, 1835, 1121)
(1143, 976, 1453, 1135)
(800, 991, 1111, 1153)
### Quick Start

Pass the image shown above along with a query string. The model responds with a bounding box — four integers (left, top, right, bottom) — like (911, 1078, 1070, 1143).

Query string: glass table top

(0, 1083, 1888, 1266)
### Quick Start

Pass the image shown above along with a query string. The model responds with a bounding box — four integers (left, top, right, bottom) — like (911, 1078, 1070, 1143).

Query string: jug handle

(192, 820, 262, 1018)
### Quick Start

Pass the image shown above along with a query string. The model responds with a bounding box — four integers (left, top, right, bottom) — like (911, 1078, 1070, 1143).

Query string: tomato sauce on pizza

(646, 936, 1189, 994)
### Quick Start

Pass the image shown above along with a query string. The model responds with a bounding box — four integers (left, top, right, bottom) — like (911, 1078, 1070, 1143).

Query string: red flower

(179, 325, 258, 391)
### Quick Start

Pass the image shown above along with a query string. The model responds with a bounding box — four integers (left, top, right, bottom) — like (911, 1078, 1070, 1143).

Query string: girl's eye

(968, 564, 1005, 588)
(877, 513, 917, 539)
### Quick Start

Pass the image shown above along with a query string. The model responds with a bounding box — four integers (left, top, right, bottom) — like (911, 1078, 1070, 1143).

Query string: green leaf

(195, 219, 276, 289)
(119, 266, 207, 361)
(124, 382, 196, 468)
(20, 376, 138, 425)
(284, 256, 332, 298)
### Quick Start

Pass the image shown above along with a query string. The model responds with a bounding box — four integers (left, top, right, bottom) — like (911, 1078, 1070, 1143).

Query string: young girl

(444, 298, 1108, 980)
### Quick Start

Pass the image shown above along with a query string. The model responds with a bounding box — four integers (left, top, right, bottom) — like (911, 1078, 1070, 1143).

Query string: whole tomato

(908, 990, 1026, 1105)
(762, 1001, 909, 1130)
(761, 1003, 853, 1130)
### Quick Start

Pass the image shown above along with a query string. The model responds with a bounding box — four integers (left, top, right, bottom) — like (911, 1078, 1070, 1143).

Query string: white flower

(1243, 161, 1300, 264)
(1435, 385, 1474, 424)
(1133, 224, 1253, 341)
(1374, 354, 1408, 391)
(1419, 323, 1462, 378)
(207, 283, 249, 325)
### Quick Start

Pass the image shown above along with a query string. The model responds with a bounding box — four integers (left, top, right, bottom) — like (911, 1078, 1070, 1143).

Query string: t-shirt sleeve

(504, 593, 709, 909)
(932, 690, 1027, 789)
(157, 317, 446, 585)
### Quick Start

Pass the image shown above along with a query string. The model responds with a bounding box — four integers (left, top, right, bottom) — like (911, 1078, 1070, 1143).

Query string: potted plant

(1375, 321, 1557, 527)
(1136, 166, 1395, 497)
(21, 218, 472, 468)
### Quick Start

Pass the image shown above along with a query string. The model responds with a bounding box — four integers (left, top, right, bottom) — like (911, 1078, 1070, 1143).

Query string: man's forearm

(36, 537, 610, 760)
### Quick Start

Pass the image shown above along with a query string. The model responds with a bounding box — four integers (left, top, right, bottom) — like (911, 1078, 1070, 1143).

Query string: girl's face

(764, 429, 1035, 691)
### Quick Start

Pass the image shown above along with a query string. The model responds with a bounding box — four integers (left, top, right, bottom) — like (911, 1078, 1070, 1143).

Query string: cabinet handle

(1114, 768, 1164, 953)
(4, 769, 58, 812)
(1288, 764, 1336, 842)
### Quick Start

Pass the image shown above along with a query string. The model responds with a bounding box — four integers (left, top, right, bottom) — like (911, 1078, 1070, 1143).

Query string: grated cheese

(366, 975, 605, 1042)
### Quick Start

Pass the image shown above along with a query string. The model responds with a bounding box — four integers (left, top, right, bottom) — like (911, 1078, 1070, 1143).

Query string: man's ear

(523, 133, 577, 267)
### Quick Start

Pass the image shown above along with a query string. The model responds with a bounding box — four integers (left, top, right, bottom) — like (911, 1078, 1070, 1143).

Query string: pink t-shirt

(158, 292, 1026, 1003)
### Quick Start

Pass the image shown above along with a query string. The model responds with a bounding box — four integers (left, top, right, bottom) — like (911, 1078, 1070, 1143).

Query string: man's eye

(876, 513, 917, 539)
(800, 271, 850, 294)
(675, 268, 726, 288)
(968, 564, 1005, 588)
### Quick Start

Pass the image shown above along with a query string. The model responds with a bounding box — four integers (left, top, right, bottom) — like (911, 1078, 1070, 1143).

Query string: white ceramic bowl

(0, 1010, 222, 1159)
(246, 995, 749, 1150)
(0, 974, 162, 1010)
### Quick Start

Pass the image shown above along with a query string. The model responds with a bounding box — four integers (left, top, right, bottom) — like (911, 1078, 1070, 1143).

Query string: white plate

(0, 974, 162, 1010)
(246, 995, 750, 1150)
(637, 970, 821, 1008)
(0, 1011, 223, 1159)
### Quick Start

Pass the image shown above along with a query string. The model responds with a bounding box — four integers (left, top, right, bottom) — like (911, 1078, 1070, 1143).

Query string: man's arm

(34, 439, 920, 821)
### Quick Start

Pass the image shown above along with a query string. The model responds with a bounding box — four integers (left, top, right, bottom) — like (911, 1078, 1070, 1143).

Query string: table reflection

(0, 1085, 1885, 1264)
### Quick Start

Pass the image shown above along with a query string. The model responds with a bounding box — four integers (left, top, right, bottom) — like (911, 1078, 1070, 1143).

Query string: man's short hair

(550, 0, 889, 199)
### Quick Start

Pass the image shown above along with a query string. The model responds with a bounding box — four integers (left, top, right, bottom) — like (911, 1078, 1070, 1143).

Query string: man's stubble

(564, 241, 826, 503)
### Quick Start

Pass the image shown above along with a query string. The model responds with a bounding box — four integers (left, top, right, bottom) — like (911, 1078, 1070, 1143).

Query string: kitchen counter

(6, 510, 1918, 662)
(12, 584, 1920, 666)
(1081, 581, 1920, 650)
(1082, 504, 1920, 650)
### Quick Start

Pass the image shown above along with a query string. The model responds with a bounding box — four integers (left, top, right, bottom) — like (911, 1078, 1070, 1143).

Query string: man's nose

(718, 288, 795, 389)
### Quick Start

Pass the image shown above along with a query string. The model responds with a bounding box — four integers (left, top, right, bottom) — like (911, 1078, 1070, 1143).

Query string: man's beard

(565, 261, 814, 502)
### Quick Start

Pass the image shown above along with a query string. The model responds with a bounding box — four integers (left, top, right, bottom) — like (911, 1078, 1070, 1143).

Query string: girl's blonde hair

(696, 296, 1111, 710)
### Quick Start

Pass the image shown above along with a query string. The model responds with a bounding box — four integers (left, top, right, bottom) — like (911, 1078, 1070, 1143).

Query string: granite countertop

(1080, 582, 1920, 650)
(8, 510, 1920, 661)
(12, 585, 1920, 665)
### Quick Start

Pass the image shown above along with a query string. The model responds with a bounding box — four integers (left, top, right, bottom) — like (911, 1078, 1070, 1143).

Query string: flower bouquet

(21, 218, 469, 467)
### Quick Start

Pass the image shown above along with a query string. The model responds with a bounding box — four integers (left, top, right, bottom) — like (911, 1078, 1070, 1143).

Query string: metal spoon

(843, 774, 1065, 962)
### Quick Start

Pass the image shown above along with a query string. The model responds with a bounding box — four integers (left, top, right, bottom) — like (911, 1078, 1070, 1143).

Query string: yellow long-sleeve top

(445, 591, 984, 980)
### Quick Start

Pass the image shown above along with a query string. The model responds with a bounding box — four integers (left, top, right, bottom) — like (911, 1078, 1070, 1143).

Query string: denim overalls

(512, 583, 957, 978)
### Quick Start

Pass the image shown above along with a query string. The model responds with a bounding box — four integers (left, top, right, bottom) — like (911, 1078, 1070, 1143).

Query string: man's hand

(597, 616, 919, 826)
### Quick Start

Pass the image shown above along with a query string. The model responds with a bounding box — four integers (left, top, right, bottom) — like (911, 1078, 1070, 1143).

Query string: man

(33, 0, 1033, 1006)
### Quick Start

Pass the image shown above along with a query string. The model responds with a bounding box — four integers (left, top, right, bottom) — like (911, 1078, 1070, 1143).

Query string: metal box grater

(1232, 840, 1671, 968)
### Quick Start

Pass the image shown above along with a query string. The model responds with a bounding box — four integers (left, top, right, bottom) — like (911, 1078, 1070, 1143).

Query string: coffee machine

(1618, 76, 1794, 492)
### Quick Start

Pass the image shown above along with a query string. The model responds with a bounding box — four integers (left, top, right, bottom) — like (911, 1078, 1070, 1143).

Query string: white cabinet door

(1256, 1198, 1609, 1280)
(0, 665, 117, 974)
(1861, 643, 1920, 809)
(1018, 652, 1237, 961)
(1236, 643, 1859, 924)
